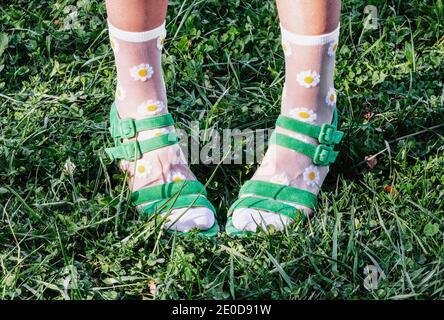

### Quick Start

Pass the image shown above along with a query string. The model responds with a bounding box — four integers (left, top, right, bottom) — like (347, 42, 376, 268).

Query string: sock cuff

(280, 23, 340, 46)
(107, 20, 166, 43)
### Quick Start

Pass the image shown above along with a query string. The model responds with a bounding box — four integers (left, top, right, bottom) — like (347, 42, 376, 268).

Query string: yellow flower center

(309, 172, 316, 181)
(110, 39, 115, 49)
(304, 76, 314, 84)
(333, 43, 338, 51)
(146, 104, 158, 112)
(138, 69, 148, 77)
(173, 176, 183, 182)
(153, 131, 163, 137)
(137, 165, 145, 174)
(299, 111, 310, 119)
(330, 94, 335, 102)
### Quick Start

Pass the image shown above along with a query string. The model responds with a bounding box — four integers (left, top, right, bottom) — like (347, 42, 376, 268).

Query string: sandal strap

(105, 104, 219, 236)
(141, 194, 216, 216)
(276, 109, 343, 145)
(227, 196, 304, 220)
(109, 103, 174, 139)
(131, 180, 207, 206)
(272, 108, 343, 166)
(105, 131, 178, 161)
(239, 180, 317, 209)
(270, 132, 339, 166)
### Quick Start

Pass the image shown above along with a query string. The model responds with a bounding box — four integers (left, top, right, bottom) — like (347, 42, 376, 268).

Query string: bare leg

(277, 0, 341, 35)
(232, 0, 342, 231)
(106, 0, 168, 31)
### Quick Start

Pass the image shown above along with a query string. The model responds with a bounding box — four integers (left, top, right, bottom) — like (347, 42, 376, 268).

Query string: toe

(232, 208, 293, 232)
(162, 207, 215, 232)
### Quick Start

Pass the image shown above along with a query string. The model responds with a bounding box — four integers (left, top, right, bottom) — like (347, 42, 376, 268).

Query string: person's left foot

(231, 24, 341, 232)
(232, 133, 329, 231)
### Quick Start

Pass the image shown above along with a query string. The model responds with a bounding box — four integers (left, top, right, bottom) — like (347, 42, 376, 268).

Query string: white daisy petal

(168, 171, 187, 183)
(303, 165, 320, 187)
(270, 173, 291, 186)
(326, 87, 337, 107)
(136, 100, 165, 116)
(135, 160, 153, 178)
(119, 160, 129, 171)
(296, 70, 320, 88)
(157, 36, 166, 50)
(116, 83, 126, 101)
(289, 108, 317, 123)
(282, 40, 292, 57)
(110, 36, 120, 54)
(328, 41, 338, 57)
(141, 128, 169, 140)
(130, 63, 154, 81)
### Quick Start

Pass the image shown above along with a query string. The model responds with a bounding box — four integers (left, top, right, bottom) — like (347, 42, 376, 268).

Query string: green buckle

(319, 123, 335, 145)
(123, 140, 142, 160)
(333, 130, 344, 144)
(120, 118, 136, 139)
(313, 144, 334, 166)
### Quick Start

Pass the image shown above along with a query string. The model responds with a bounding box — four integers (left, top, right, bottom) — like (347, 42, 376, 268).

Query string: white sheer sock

(108, 21, 214, 231)
(232, 25, 340, 232)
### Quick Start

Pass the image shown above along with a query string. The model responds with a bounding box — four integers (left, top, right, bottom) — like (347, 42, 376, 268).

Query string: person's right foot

(108, 20, 215, 231)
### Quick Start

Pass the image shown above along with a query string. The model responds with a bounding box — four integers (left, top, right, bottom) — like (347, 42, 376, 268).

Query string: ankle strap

(271, 108, 343, 166)
(107, 20, 166, 43)
(105, 102, 179, 161)
(109, 103, 174, 139)
(276, 109, 344, 145)
(270, 132, 339, 166)
(106, 131, 178, 161)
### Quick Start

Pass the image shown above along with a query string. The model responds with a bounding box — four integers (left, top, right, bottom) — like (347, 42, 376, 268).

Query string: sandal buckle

(313, 144, 333, 166)
(319, 123, 335, 145)
(123, 140, 142, 160)
(120, 118, 136, 139)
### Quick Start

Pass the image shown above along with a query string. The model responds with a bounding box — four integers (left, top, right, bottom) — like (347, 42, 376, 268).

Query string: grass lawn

(0, 0, 443, 300)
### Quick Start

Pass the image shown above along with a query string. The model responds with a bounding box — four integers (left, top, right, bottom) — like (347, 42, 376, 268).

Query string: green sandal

(105, 103, 220, 238)
(225, 109, 344, 237)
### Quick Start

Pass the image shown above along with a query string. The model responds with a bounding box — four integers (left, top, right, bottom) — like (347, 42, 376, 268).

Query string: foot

(231, 21, 341, 233)
(231, 134, 329, 232)
(119, 133, 215, 232)
(108, 20, 215, 232)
